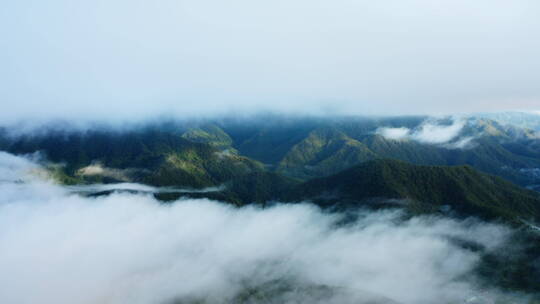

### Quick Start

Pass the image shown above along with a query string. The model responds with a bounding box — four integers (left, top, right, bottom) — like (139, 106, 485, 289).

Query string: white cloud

(443, 136, 476, 149)
(77, 164, 106, 176)
(411, 119, 466, 144)
(376, 118, 475, 149)
(0, 152, 528, 304)
(0, 151, 38, 181)
(76, 163, 133, 182)
(375, 127, 411, 141)
(65, 183, 225, 195)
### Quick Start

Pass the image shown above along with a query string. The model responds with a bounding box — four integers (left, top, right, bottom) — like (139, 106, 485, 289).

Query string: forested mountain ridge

(0, 128, 264, 188)
(287, 159, 540, 223)
(1, 114, 539, 189)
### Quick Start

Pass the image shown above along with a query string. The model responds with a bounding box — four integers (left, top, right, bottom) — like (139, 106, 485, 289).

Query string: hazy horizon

(2, 0, 540, 123)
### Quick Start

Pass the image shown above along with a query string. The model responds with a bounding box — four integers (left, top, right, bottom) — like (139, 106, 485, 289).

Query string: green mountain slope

(287, 159, 540, 222)
(277, 127, 378, 179)
(0, 128, 264, 188)
(181, 124, 233, 149)
(359, 133, 540, 186)
(226, 171, 300, 205)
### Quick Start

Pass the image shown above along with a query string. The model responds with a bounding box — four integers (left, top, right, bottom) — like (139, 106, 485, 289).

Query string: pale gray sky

(1, 0, 540, 123)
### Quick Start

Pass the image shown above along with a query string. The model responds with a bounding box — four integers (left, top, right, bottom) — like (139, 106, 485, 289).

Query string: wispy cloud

(412, 119, 466, 144)
(376, 118, 475, 149)
(443, 136, 476, 149)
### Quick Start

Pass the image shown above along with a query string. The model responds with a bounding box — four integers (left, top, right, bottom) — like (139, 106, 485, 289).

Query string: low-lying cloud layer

(66, 182, 225, 196)
(0, 152, 527, 304)
(376, 118, 476, 149)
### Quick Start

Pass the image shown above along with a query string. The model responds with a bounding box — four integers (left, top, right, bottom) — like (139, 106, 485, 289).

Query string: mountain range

(3, 114, 540, 187)
(1, 113, 540, 296)
(2, 114, 540, 222)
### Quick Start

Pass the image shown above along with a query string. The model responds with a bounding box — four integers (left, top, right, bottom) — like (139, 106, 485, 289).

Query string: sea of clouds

(0, 151, 529, 304)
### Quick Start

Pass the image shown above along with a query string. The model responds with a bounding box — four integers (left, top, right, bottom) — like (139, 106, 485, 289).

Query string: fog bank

(0, 152, 527, 304)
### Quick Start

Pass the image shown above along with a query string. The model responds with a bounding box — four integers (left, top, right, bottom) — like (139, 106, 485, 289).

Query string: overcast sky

(1, 0, 540, 123)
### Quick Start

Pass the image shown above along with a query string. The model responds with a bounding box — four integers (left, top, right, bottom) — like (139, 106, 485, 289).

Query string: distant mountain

(474, 111, 540, 131)
(1, 114, 540, 189)
(287, 159, 540, 223)
(218, 116, 540, 186)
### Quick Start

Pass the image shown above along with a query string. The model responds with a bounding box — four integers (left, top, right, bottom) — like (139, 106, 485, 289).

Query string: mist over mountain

(3, 114, 539, 187)
(1, 151, 538, 304)
(476, 112, 540, 132)
(1, 113, 540, 303)
(2, 0, 540, 302)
